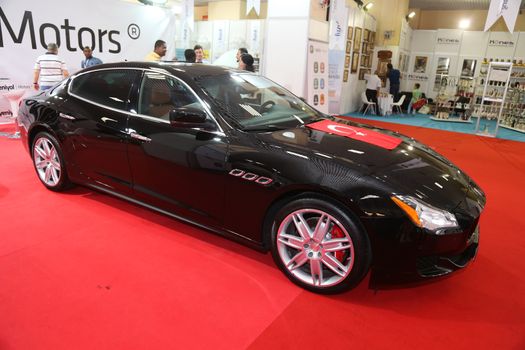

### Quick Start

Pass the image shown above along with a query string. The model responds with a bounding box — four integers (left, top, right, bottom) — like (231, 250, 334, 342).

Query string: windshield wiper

(242, 124, 287, 132)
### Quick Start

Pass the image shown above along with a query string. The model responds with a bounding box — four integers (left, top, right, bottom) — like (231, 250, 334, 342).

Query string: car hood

(255, 117, 480, 210)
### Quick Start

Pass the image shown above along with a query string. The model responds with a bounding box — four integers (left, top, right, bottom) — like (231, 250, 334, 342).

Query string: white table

(0, 89, 26, 139)
(378, 95, 393, 116)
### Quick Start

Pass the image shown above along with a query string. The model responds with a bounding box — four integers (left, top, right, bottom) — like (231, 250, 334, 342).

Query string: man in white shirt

(33, 43, 69, 91)
(363, 71, 382, 114)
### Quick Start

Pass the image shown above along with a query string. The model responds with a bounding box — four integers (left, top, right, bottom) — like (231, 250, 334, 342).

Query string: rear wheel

(270, 197, 371, 294)
(32, 132, 72, 192)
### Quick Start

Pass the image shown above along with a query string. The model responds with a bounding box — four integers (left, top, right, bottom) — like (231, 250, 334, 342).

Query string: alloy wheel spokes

(277, 209, 355, 288)
(34, 138, 61, 186)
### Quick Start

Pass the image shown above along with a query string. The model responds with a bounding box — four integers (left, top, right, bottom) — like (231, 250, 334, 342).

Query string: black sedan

(17, 62, 485, 294)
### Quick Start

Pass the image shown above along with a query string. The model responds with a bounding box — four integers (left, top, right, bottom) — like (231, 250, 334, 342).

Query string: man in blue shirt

(387, 63, 401, 101)
(81, 47, 103, 69)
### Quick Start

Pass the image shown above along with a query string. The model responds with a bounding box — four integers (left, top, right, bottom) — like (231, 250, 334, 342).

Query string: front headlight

(391, 195, 459, 233)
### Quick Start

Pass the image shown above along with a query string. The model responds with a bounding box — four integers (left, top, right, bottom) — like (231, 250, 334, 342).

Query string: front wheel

(270, 197, 371, 294)
(32, 131, 72, 192)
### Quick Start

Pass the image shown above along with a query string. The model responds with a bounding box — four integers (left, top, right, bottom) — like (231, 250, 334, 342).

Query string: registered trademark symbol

(128, 24, 140, 39)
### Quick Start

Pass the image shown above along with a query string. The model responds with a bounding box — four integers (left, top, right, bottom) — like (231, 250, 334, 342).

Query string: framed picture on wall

(346, 40, 352, 54)
(461, 59, 477, 77)
(436, 57, 450, 75)
(414, 56, 428, 73)
(351, 52, 359, 73)
(343, 69, 349, 82)
(361, 55, 368, 67)
(358, 68, 370, 80)
(344, 55, 351, 69)
(347, 26, 353, 41)
(364, 29, 370, 42)
(353, 27, 362, 52)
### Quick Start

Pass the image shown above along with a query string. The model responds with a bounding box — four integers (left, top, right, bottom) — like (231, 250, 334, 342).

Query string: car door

(126, 71, 228, 227)
(58, 68, 141, 194)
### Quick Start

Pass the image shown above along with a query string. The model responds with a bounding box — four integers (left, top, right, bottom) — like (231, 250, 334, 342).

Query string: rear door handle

(59, 112, 75, 120)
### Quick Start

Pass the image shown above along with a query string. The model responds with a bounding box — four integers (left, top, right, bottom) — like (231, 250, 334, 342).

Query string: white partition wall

(406, 29, 525, 99)
(262, 0, 311, 97)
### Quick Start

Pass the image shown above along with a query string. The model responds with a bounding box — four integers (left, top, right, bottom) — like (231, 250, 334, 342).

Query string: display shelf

(474, 62, 513, 137)
(430, 117, 472, 123)
(500, 124, 525, 133)
(484, 97, 504, 102)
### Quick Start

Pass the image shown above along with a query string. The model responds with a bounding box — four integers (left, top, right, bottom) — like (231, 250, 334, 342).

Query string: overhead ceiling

(409, 0, 525, 11)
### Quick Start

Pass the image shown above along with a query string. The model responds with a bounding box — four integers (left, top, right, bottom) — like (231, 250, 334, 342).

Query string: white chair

(361, 92, 376, 116)
(391, 94, 406, 114)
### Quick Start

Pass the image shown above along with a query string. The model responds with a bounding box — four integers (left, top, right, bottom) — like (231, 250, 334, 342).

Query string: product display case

(499, 65, 525, 133)
(473, 61, 513, 137)
(430, 75, 474, 123)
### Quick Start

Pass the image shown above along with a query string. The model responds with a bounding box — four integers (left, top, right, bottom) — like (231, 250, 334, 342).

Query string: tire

(269, 197, 371, 294)
(31, 131, 72, 192)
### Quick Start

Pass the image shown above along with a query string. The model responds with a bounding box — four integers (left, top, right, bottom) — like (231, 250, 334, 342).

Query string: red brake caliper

(330, 225, 345, 262)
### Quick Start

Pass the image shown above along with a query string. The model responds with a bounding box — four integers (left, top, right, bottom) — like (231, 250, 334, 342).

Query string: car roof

(80, 61, 243, 79)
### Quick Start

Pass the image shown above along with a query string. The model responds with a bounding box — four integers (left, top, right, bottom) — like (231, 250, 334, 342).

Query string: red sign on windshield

(306, 119, 401, 150)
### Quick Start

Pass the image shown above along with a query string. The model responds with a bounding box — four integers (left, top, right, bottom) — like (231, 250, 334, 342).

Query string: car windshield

(197, 73, 325, 131)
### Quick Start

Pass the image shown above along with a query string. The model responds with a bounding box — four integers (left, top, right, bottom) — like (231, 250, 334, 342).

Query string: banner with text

(327, 0, 348, 114)
(0, 0, 177, 121)
(307, 40, 329, 114)
(485, 0, 521, 33)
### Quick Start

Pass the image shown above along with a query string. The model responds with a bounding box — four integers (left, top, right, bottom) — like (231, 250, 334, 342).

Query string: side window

(70, 69, 139, 111)
(138, 72, 202, 120)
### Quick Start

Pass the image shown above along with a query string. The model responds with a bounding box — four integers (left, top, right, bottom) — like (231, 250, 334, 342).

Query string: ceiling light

(405, 11, 416, 21)
(459, 19, 471, 29)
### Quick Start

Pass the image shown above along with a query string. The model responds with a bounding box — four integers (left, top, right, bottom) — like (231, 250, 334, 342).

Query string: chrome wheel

(277, 209, 355, 288)
(33, 137, 61, 187)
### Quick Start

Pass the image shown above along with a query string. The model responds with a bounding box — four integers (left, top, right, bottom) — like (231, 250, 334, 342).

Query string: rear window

(70, 69, 139, 111)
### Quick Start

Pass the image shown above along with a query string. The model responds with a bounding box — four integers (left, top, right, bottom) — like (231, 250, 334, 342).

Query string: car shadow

(61, 185, 276, 268)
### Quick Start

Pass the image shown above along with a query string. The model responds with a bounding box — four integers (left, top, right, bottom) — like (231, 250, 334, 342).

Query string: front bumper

(417, 224, 479, 278)
(362, 205, 482, 288)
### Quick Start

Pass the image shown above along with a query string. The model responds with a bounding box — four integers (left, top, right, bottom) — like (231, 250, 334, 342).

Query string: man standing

(81, 47, 103, 68)
(145, 40, 167, 62)
(363, 71, 382, 114)
(194, 45, 209, 63)
(33, 43, 69, 91)
(387, 63, 401, 101)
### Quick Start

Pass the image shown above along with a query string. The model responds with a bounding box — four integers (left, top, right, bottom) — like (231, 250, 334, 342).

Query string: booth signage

(0, 0, 177, 119)
(437, 38, 460, 45)
(406, 74, 429, 81)
(488, 39, 515, 47)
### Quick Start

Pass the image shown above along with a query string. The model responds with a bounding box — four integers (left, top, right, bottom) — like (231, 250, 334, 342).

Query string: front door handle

(129, 131, 151, 142)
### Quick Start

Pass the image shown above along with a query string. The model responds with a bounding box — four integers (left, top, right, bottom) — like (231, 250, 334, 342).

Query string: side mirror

(169, 107, 207, 125)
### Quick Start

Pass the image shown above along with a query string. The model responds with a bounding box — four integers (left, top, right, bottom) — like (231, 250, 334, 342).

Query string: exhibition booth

(2, 1, 525, 349)
(1, 0, 524, 139)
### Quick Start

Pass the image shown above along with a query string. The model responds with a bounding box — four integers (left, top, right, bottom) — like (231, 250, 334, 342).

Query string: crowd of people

(33, 39, 256, 91)
(33, 39, 418, 115)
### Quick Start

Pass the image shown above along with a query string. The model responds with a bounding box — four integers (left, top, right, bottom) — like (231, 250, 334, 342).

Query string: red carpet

(1, 119, 524, 349)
